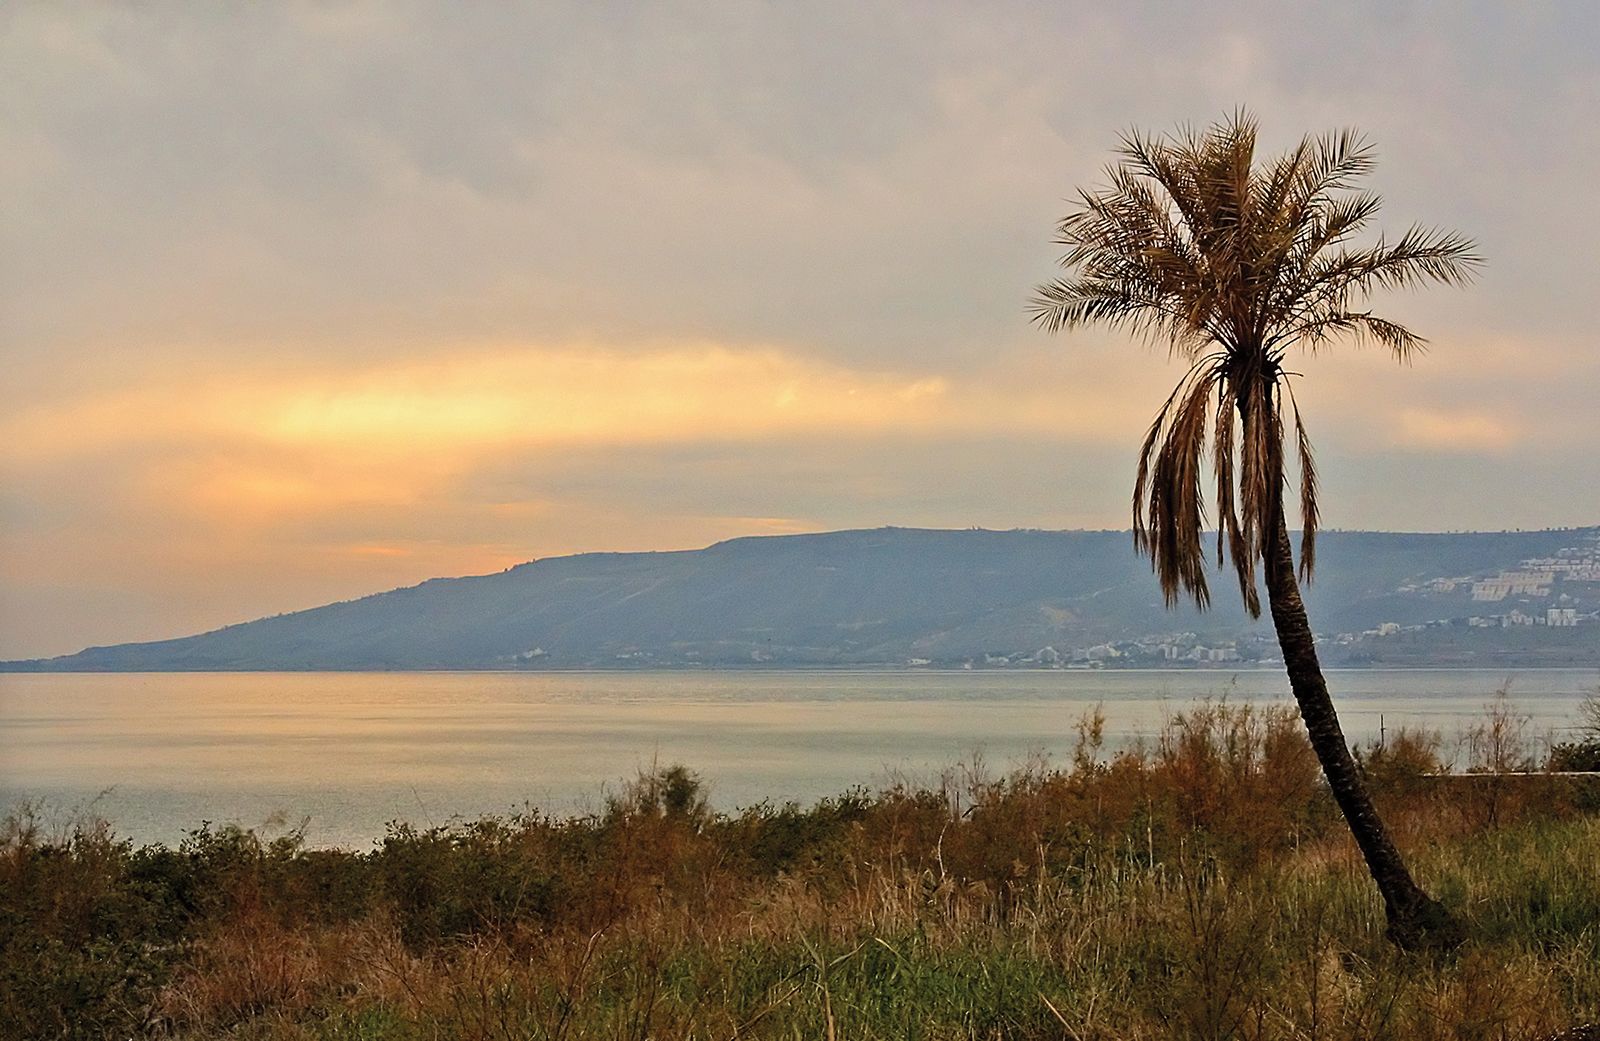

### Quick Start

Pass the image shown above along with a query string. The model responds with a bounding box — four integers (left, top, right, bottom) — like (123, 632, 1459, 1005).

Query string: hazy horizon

(4, 3, 1598, 658)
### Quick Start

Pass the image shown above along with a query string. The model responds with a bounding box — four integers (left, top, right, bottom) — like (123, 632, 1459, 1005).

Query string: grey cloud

(10, 2, 1593, 365)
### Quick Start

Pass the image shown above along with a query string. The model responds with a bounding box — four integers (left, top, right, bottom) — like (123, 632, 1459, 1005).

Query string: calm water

(2, 669, 1596, 848)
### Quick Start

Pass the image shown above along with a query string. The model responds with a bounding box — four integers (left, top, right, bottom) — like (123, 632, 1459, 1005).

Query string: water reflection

(1, 670, 1594, 848)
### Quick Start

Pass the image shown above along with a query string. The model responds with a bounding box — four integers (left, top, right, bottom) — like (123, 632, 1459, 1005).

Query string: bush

(1548, 740, 1600, 772)
(0, 811, 189, 1040)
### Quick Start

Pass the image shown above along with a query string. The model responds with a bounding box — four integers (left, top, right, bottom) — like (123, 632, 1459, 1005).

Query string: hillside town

(956, 531, 1600, 669)
(1401, 530, 1600, 626)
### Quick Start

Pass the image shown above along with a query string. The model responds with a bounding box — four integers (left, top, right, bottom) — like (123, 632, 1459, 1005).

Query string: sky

(2, 2, 1597, 659)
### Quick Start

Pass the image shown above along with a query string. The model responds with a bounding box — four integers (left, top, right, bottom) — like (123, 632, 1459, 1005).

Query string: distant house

(1472, 571, 1554, 601)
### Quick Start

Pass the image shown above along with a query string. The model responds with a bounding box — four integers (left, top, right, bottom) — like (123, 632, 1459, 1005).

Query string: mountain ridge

(7, 525, 1598, 672)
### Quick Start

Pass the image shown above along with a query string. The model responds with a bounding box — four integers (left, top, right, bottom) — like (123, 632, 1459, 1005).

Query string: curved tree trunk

(1262, 514, 1463, 951)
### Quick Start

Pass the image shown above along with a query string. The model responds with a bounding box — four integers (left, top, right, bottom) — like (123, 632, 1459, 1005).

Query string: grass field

(5, 699, 1599, 1040)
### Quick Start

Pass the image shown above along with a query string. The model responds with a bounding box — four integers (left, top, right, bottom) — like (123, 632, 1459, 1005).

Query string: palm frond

(1212, 383, 1260, 615)
(1284, 227, 1482, 339)
(1286, 383, 1320, 582)
(1137, 364, 1219, 609)
(1295, 311, 1427, 361)
(1298, 127, 1377, 201)
(1028, 276, 1209, 353)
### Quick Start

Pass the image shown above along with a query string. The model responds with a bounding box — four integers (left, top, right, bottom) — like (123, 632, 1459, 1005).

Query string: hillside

(7, 526, 1598, 671)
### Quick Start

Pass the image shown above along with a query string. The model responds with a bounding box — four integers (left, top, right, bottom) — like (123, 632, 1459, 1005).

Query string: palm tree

(1031, 111, 1480, 950)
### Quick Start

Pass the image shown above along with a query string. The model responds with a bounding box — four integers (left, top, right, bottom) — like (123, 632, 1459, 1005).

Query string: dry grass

(4, 699, 1599, 1040)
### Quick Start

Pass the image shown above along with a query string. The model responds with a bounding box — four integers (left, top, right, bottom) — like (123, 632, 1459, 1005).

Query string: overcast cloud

(2, 1, 1596, 657)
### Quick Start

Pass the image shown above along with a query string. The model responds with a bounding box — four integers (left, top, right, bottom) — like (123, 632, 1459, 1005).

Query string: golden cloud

(5, 341, 1156, 466)
(1393, 408, 1520, 454)
(1, 340, 1173, 559)
(5, 345, 947, 461)
(258, 347, 959, 450)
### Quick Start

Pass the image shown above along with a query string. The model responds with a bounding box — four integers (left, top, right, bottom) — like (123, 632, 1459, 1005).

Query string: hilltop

(7, 526, 1598, 671)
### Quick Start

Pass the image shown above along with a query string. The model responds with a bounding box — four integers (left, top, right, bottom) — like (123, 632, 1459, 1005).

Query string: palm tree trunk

(1262, 513, 1463, 951)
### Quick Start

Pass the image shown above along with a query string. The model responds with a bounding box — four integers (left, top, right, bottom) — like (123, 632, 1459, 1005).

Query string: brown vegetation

(4, 701, 1598, 1040)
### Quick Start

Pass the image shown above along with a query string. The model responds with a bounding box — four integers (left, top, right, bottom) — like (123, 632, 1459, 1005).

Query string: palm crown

(1030, 111, 1480, 617)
